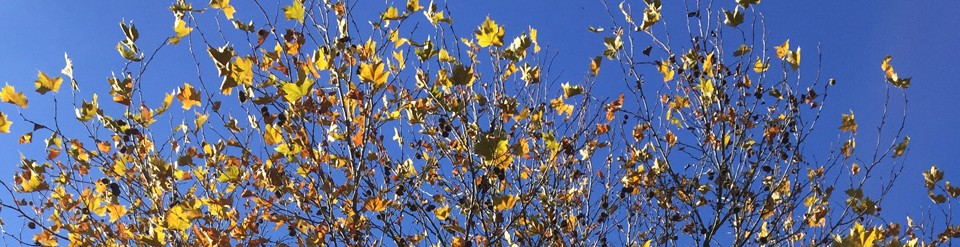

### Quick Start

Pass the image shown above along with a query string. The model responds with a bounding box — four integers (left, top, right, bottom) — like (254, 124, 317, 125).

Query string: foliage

(0, 0, 956, 246)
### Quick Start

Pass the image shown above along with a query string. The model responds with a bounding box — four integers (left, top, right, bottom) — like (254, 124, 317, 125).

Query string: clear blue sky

(1, 0, 959, 241)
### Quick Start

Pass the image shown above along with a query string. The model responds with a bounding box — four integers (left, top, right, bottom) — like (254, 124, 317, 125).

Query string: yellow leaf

(113, 158, 127, 176)
(313, 48, 330, 70)
(209, 0, 236, 19)
(438, 49, 455, 63)
(222, 56, 254, 94)
(34, 71, 63, 95)
(892, 136, 910, 158)
(704, 52, 715, 77)
(281, 79, 314, 102)
(753, 57, 769, 73)
(475, 16, 505, 47)
(530, 27, 541, 53)
(264, 124, 283, 145)
(392, 50, 406, 70)
(0, 111, 11, 133)
(493, 194, 517, 211)
(839, 111, 857, 133)
(551, 97, 574, 117)
(775, 40, 790, 59)
(381, 6, 400, 21)
(364, 196, 389, 212)
(283, 0, 305, 24)
(217, 165, 241, 182)
(170, 18, 193, 45)
(359, 62, 389, 87)
(76, 94, 99, 122)
(1, 84, 28, 108)
(787, 47, 801, 70)
(106, 204, 128, 223)
(657, 60, 674, 81)
(881, 55, 911, 88)
(275, 142, 302, 157)
(590, 56, 602, 77)
(165, 204, 200, 231)
(177, 83, 202, 110)
(406, 0, 423, 12)
(435, 205, 451, 220)
(34, 230, 58, 246)
(19, 172, 47, 192)
(19, 132, 32, 144)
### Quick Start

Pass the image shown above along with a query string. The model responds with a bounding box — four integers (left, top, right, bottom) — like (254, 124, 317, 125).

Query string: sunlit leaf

(177, 82, 202, 110)
(923, 166, 944, 190)
(475, 16, 505, 47)
(754, 57, 769, 73)
(407, 0, 423, 12)
(359, 62, 389, 87)
(381, 6, 401, 21)
(493, 194, 517, 211)
(641, 0, 661, 30)
(562, 83, 584, 98)
(733, 44, 752, 57)
(34, 71, 62, 95)
(657, 60, 674, 81)
(435, 205, 450, 220)
(723, 8, 744, 27)
(165, 204, 200, 231)
(0, 111, 11, 133)
(364, 196, 389, 212)
(839, 111, 857, 134)
(892, 136, 910, 158)
(737, 0, 761, 9)
(170, 18, 193, 45)
(775, 40, 790, 59)
(283, 0, 305, 24)
(76, 94, 100, 122)
(209, 0, 236, 19)
(1, 84, 28, 108)
(590, 56, 602, 77)
(881, 55, 911, 88)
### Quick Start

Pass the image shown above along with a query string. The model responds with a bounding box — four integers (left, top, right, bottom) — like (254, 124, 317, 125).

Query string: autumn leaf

(923, 166, 943, 190)
(166, 204, 201, 231)
(754, 57, 769, 73)
(34, 71, 62, 95)
(106, 204, 128, 223)
(1, 84, 28, 108)
(786, 47, 801, 70)
(177, 83, 202, 110)
(406, 0, 423, 12)
(264, 124, 283, 145)
(76, 94, 100, 122)
(562, 83, 584, 98)
(881, 55, 911, 88)
(657, 60, 674, 81)
(839, 111, 857, 133)
(281, 79, 314, 102)
(493, 194, 517, 211)
(641, 0, 661, 30)
(209, 0, 236, 19)
(434, 205, 451, 220)
(723, 7, 744, 27)
(359, 62, 389, 87)
(776, 40, 790, 59)
(0, 111, 11, 133)
(892, 136, 910, 158)
(283, 0, 305, 24)
(381, 7, 401, 21)
(590, 56, 602, 77)
(475, 16, 505, 47)
(170, 18, 193, 45)
(364, 196, 389, 212)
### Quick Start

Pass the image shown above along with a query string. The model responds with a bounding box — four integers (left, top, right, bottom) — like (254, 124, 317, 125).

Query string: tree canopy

(1, 0, 958, 246)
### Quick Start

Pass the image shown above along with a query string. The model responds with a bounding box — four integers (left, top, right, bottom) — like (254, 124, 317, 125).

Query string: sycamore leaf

(177, 83, 202, 110)
(207, 45, 234, 76)
(737, 0, 761, 8)
(19, 172, 48, 192)
(641, 0, 661, 30)
(407, 0, 423, 12)
(34, 71, 62, 95)
(435, 205, 451, 220)
(314, 47, 330, 70)
(475, 16, 505, 47)
(106, 204, 128, 223)
(590, 56, 602, 77)
(1, 84, 28, 108)
(209, 0, 236, 19)
(881, 55, 911, 88)
(775, 40, 790, 59)
(603, 35, 623, 59)
(839, 111, 857, 133)
(281, 79, 314, 102)
(283, 0, 305, 24)
(754, 57, 769, 73)
(723, 8, 744, 27)
(923, 166, 944, 190)
(786, 47, 801, 70)
(34, 231, 57, 246)
(217, 165, 241, 182)
(657, 60, 674, 81)
(381, 7, 401, 21)
(0, 111, 11, 133)
(275, 142, 302, 157)
(166, 204, 200, 231)
(264, 124, 283, 145)
(222, 56, 254, 94)
(892, 136, 910, 158)
(170, 18, 193, 45)
(733, 44, 752, 57)
(551, 97, 574, 117)
(493, 194, 517, 211)
(359, 62, 389, 87)
(364, 196, 389, 212)
(76, 94, 100, 122)
(562, 83, 584, 98)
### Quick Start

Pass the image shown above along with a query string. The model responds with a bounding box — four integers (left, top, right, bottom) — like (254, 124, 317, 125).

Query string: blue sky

(1, 0, 959, 242)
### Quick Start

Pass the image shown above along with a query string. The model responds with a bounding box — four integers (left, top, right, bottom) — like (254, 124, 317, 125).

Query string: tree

(1, 0, 958, 246)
